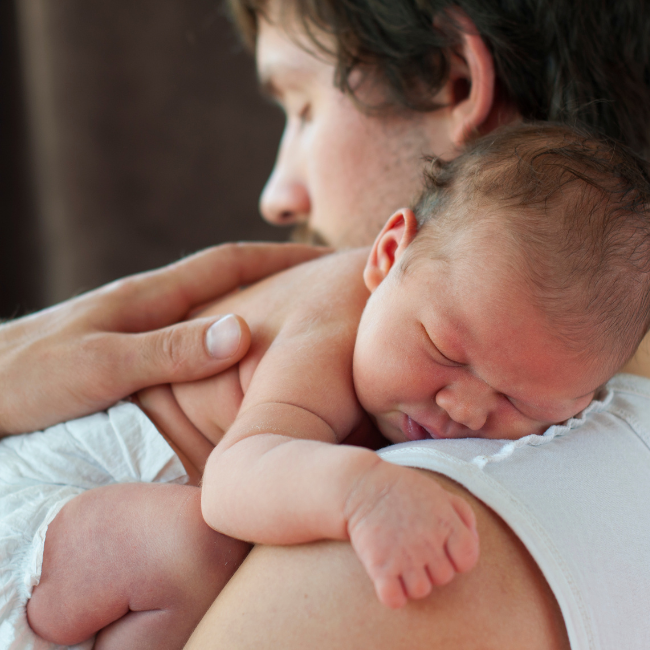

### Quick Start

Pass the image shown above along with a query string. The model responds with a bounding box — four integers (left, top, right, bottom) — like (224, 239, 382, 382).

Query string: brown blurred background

(1, 0, 286, 318)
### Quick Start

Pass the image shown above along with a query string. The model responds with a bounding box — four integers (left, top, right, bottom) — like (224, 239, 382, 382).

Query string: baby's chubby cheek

(352, 364, 411, 444)
(351, 343, 397, 417)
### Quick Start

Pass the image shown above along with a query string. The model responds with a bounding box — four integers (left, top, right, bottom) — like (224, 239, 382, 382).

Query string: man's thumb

(127, 314, 251, 388)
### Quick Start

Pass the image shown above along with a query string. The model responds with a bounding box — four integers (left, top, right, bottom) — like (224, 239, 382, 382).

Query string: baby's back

(138, 249, 370, 479)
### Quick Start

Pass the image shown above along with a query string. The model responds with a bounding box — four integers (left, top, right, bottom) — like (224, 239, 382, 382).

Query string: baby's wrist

(343, 459, 403, 536)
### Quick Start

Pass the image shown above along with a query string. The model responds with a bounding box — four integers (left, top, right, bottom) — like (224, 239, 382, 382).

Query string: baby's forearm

(201, 426, 383, 545)
(135, 385, 215, 485)
(202, 402, 480, 609)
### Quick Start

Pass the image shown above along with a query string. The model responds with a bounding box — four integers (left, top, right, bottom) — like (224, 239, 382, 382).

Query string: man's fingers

(106, 243, 330, 332)
(0, 243, 324, 434)
(211, 242, 332, 287)
(115, 315, 252, 392)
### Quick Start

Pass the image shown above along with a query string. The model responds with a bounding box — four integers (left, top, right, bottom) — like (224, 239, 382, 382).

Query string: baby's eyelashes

(420, 324, 464, 367)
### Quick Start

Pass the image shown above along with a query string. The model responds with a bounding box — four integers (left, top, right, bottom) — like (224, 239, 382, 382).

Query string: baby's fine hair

(412, 122, 650, 371)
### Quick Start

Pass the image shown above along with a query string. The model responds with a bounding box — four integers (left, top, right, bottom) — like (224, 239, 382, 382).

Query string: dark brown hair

(227, 0, 650, 157)
(412, 122, 650, 369)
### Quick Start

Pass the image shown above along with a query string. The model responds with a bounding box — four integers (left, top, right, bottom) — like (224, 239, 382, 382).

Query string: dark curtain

(1, 0, 285, 317)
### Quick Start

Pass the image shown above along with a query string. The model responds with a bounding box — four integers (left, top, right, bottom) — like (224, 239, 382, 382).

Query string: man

(184, 2, 650, 647)
(247, 0, 650, 245)
(4, 0, 649, 431)
(2, 0, 650, 648)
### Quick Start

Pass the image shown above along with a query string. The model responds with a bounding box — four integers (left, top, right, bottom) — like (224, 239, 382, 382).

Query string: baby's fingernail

(206, 315, 241, 359)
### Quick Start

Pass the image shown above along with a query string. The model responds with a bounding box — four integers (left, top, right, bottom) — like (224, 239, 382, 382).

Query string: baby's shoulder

(282, 248, 370, 329)
(198, 248, 368, 333)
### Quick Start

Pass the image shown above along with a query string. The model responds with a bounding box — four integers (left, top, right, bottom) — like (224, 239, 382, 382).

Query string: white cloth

(0, 401, 188, 650)
(378, 373, 650, 650)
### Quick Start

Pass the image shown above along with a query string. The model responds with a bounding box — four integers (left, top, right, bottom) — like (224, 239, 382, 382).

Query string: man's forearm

(0, 243, 325, 435)
(186, 471, 570, 650)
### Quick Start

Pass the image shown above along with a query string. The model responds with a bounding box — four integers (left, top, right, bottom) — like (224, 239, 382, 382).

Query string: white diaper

(0, 401, 188, 650)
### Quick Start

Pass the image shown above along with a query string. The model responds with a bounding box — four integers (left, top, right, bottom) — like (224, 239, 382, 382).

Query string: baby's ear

(363, 209, 419, 292)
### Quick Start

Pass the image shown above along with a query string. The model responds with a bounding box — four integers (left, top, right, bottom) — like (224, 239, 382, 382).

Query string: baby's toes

(400, 567, 433, 600)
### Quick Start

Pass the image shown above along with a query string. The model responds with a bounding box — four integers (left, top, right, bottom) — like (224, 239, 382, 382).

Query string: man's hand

(346, 463, 480, 609)
(0, 242, 328, 435)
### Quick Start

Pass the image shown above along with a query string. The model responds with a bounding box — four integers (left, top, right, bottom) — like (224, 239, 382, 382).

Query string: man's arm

(0, 242, 326, 436)
(186, 471, 570, 650)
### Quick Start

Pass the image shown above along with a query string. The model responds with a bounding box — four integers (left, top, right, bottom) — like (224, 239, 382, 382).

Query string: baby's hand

(346, 463, 479, 609)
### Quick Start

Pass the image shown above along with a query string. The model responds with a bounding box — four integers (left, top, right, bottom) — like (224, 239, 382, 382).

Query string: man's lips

(402, 415, 443, 441)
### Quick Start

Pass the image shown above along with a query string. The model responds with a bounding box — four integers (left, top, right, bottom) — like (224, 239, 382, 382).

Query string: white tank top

(378, 373, 650, 650)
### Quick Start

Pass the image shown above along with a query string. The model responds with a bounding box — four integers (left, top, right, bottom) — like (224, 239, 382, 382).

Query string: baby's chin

(371, 413, 421, 445)
(366, 413, 401, 445)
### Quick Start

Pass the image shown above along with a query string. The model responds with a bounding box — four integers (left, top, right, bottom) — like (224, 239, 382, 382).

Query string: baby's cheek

(352, 371, 380, 416)
(487, 404, 548, 440)
(353, 365, 402, 422)
(351, 345, 379, 410)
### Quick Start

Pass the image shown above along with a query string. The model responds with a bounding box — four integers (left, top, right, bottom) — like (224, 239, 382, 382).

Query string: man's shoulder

(606, 372, 650, 402)
(597, 373, 650, 436)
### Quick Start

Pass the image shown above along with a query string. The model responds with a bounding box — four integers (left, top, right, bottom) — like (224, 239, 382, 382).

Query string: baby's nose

(435, 383, 491, 431)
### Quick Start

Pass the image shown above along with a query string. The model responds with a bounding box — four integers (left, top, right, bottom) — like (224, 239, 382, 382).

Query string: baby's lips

(402, 415, 435, 441)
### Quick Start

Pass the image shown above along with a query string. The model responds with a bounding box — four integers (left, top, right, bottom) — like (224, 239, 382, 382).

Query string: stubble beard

(290, 223, 331, 246)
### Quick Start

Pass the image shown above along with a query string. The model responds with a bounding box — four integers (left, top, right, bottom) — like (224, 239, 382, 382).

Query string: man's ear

(364, 208, 419, 292)
(444, 10, 497, 146)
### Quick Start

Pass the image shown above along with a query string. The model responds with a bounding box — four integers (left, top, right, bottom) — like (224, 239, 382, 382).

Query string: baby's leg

(26, 482, 250, 650)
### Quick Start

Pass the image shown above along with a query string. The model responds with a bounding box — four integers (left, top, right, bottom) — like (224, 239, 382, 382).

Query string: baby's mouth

(402, 415, 443, 441)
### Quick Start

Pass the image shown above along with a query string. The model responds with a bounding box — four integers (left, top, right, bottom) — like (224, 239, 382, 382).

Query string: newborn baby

(22, 122, 650, 649)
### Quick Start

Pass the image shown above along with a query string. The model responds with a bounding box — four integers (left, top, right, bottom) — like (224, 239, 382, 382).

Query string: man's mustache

(290, 223, 330, 247)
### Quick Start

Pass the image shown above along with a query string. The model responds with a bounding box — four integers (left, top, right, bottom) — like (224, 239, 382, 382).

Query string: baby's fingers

(424, 555, 456, 586)
(375, 563, 452, 609)
(451, 493, 478, 536)
(446, 495, 480, 573)
(374, 575, 408, 610)
(401, 567, 435, 600)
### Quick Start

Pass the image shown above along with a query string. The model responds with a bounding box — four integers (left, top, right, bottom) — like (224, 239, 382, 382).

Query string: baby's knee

(163, 486, 252, 597)
(27, 483, 250, 645)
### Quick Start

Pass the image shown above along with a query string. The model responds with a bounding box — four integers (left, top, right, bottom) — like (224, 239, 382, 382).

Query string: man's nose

(259, 174, 310, 225)
(435, 378, 495, 431)
(259, 129, 310, 226)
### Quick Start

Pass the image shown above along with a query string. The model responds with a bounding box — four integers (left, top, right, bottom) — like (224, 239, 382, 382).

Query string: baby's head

(353, 122, 650, 444)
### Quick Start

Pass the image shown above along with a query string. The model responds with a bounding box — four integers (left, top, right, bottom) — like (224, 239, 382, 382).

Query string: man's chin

(290, 223, 331, 247)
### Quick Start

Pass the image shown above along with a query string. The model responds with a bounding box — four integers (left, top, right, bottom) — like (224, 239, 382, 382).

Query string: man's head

(228, 0, 650, 247)
(354, 123, 650, 443)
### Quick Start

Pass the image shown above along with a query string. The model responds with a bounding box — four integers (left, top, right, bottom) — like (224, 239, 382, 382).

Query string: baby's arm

(201, 323, 479, 608)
